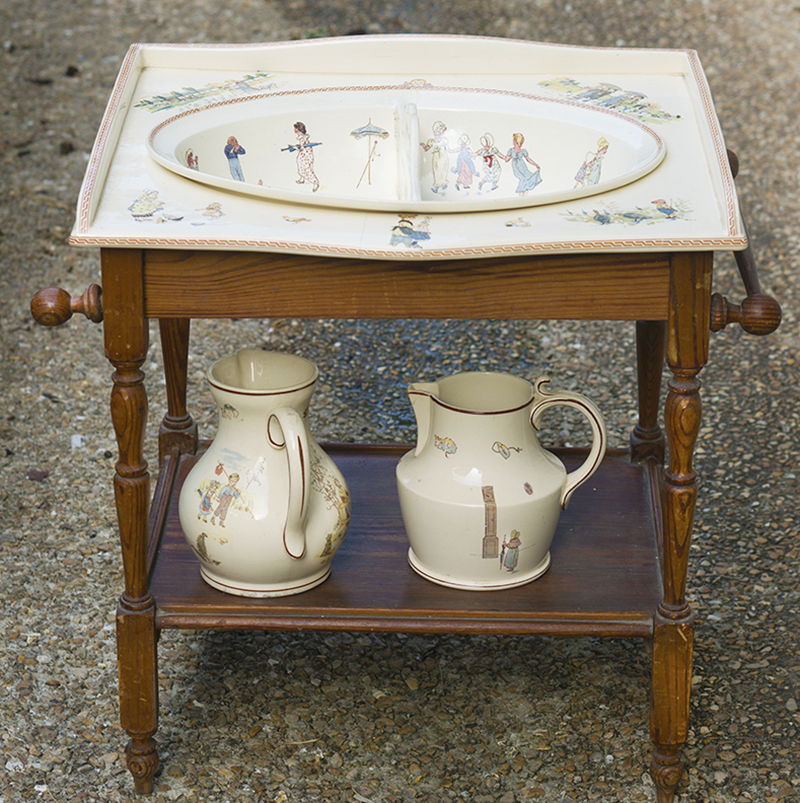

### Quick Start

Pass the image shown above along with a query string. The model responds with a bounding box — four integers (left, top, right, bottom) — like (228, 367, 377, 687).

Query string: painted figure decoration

(196, 202, 224, 221)
(224, 136, 246, 181)
(500, 530, 523, 572)
(282, 121, 321, 192)
(538, 77, 681, 125)
(451, 134, 478, 192)
(128, 189, 163, 218)
(574, 137, 610, 187)
(477, 133, 503, 191)
(503, 133, 542, 196)
(127, 190, 183, 223)
(420, 121, 450, 194)
(135, 70, 277, 113)
(208, 468, 242, 527)
(390, 216, 432, 249)
(421, 125, 544, 198)
(562, 197, 693, 226)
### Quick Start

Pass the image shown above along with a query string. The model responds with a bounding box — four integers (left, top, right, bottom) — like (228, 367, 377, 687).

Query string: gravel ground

(1, 1, 799, 802)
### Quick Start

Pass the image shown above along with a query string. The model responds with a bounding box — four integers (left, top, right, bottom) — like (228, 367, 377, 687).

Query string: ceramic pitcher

(178, 349, 350, 597)
(396, 372, 606, 590)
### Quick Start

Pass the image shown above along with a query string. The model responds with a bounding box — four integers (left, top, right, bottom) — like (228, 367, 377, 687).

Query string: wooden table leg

(102, 249, 160, 793)
(158, 318, 198, 464)
(631, 320, 666, 463)
(650, 252, 711, 801)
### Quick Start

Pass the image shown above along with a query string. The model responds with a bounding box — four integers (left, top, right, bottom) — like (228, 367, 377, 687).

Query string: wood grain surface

(150, 445, 663, 636)
(142, 250, 671, 321)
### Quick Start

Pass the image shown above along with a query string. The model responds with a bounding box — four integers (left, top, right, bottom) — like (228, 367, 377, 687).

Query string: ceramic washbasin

(147, 84, 666, 213)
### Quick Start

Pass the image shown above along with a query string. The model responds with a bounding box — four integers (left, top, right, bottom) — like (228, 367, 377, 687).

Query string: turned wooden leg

(158, 318, 198, 464)
(651, 362, 701, 799)
(651, 612, 694, 802)
(631, 320, 666, 463)
(650, 252, 711, 802)
(117, 605, 159, 793)
(102, 249, 160, 793)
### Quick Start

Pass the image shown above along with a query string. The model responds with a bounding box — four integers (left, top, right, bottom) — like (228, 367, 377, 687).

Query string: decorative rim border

(74, 43, 143, 240)
(686, 49, 740, 237)
(68, 232, 748, 258)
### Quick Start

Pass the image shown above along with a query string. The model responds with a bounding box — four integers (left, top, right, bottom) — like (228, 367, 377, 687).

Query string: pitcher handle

(268, 407, 310, 559)
(529, 376, 607, 509)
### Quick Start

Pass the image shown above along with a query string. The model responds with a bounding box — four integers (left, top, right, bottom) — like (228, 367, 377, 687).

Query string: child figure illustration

(224, 136, 246, 181)
(197, 202, 225, 221)
(450, 134, 478, 191)
(503, 133, 542, 196)
(196, 480, 220, 522)
(477, 133, 503, 191)
(652, 198, 679, 218)
(390, 216, 431, 249)
(574, 137, 609, 187)
(420, 121, 450, 194)
(128, 189, 163, 219)
(501, 530, 522, 572)
(212, 472, 240, 527)
(292, 121, 320, 192)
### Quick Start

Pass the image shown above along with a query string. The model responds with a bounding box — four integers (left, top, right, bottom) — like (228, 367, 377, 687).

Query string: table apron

(140, 249, 671, 321)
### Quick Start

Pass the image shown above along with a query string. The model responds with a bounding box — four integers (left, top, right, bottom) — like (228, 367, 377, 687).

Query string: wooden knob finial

(31, 284, 103, 326)
(710, 292, 781, 335)
(739, 293, 782, 336)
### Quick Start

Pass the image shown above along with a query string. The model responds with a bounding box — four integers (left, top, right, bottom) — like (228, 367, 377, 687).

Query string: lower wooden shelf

(148, 444, 663, 637)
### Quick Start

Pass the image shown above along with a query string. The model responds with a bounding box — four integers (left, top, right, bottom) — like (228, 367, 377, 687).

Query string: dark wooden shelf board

(149, 445, 663, 637)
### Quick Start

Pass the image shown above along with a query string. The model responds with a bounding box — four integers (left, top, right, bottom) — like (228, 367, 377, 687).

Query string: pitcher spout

(408, 381, 439, 456)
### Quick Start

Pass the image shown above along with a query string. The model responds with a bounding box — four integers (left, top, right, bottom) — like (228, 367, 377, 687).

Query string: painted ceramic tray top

(71, 36, 745, 259)
(147, 85, 665, 213)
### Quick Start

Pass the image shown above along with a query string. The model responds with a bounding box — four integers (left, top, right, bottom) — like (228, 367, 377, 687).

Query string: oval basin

(147, 84, 665, 213)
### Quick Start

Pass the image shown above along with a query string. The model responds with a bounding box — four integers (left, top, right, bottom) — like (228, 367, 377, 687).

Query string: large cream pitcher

(396, 372, 606, 590)
(178, 349, 350, 597)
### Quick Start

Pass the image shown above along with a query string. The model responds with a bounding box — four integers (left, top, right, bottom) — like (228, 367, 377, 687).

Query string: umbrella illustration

(351, 119, 389, 188)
